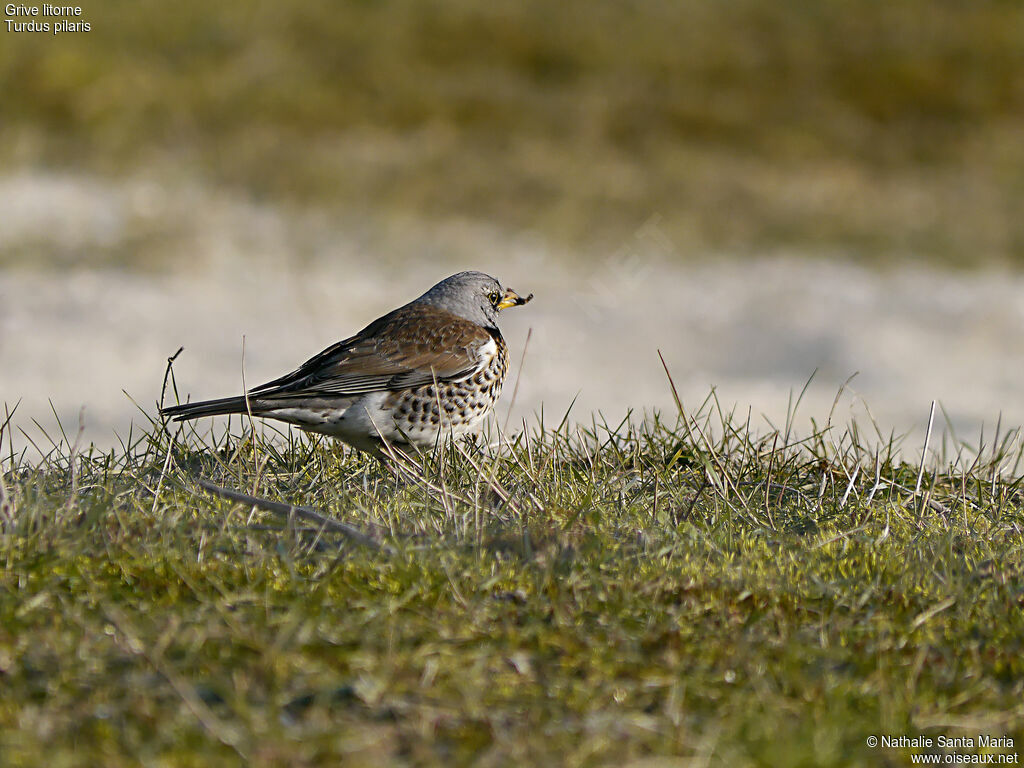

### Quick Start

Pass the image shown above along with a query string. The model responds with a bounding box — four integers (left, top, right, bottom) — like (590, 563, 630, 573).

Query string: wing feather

(248, 304, 494, 400)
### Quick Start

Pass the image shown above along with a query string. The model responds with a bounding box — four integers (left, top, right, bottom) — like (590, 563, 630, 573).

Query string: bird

(160, 271, 533, 456)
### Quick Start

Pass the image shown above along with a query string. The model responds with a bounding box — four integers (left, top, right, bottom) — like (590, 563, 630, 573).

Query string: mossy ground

(2, 387, 1022, 766)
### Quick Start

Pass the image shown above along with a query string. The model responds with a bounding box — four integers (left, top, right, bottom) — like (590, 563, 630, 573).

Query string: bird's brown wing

(249, 304, 495, 399)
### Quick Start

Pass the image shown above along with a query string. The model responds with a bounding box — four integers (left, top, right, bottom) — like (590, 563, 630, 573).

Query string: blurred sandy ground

(2, 171, 1023, 457)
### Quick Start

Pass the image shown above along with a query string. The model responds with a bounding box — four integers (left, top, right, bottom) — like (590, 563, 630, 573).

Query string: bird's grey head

(416, 271, 532, 328)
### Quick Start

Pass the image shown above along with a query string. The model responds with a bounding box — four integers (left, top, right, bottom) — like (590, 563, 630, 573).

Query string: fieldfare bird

(160, 271, 532, 455)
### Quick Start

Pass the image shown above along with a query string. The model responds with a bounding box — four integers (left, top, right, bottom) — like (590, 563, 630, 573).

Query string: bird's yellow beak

(496, 288, 533, 311)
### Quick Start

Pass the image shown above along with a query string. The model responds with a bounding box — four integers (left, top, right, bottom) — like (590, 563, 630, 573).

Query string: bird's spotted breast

(383, 331, 508, 444)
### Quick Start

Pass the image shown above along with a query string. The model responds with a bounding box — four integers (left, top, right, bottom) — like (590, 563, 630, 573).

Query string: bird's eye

(488, 291, 501, 304)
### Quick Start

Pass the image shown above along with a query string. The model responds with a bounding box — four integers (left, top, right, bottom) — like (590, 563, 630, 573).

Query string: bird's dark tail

(160, 395, 251, 422)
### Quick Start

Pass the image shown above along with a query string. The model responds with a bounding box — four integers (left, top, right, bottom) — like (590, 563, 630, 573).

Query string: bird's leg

(369, 437, 416, 490)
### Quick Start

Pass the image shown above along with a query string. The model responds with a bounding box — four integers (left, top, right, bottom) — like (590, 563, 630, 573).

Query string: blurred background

(2, 0, 1023, 454)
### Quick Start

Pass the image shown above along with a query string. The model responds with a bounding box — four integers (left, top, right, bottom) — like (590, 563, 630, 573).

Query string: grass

(1, 376, 1023, 767)
(2, 0, 1024, 264)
